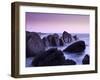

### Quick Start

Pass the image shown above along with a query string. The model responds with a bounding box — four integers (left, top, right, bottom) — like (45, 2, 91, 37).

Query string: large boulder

(26, 32, 45, 57)
(82, 55, 90, 64)
(62, 31, 72, 43)
(32, 48, 66, 66)
(63, 40, 86, 53)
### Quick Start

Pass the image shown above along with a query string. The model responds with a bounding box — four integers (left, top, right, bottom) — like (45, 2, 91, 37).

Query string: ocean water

(26, 33, 89, 67)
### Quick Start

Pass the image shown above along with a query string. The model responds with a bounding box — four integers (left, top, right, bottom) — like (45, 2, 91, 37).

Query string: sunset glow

(25, 12, 89, 33)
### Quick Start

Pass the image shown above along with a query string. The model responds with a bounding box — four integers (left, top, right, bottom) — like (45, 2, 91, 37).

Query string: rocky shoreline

(26, 31, 89, 67)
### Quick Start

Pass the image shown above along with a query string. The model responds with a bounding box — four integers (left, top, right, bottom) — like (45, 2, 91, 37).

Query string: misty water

(26, 33, 89, 67)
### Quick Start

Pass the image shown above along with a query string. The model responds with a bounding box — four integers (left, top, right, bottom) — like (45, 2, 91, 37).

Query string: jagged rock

(32, 48, 66, 66)
(82, 55, 90, 64)
(65, 59, 76, 65)
(62, 31, 72, 43)
(26, 32, 45, 57)
(63, 40, 86, 53)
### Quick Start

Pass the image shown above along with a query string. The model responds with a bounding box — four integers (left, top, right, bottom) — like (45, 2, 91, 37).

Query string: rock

(53, 33, 59, 38)
(65, 59, 76, 65)
(42, 37, 49, 47)
(47, 35, 53, 46)
(26, 31, 31, 42)
(47, 34, 60, 46)
(32, 48, 66, 66)
(52, 33, 60, 46)
(62, 31, 72, 43)
(26, 32, 45, 57)
(73, 35, 79, 41)
(59, 37, 64, 46)
(63, 40, 86, 53)
(26, 31, 31, 57)
(82, 55, 90, 64)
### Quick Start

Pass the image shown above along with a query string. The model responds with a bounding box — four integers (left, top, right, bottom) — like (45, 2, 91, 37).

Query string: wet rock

(82, 55, 90, 64)
(65, 59, 76, 65)
(62, 31, 72, 43)
(63, 40, 86, 53)
(26, 32, 45, 57)
(32, 48, 66, 66)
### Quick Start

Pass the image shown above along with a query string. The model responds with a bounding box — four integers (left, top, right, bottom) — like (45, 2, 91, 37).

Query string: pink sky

(25, 12, 90, 33)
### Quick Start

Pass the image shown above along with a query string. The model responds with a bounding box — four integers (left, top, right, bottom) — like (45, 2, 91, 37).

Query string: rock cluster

(42, 34, 60, 47)
(42, 31, 74, 47)
(26, 31, 87, 67)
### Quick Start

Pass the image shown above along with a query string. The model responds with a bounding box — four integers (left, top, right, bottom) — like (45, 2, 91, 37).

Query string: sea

(26, 33, 89, 67)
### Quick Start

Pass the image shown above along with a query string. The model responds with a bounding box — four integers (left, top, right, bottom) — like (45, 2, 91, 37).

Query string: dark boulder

(47, 34, 60, 46)
(32, 48, 66, 66)
(42, 37, 49, 47)
(63, 40, 86, 53)
(26, 31, 31, 42)
(82, 55, 90, 64)
(47, 35, 53, 46)
(62, 31, 72, 43)
(53, 33, 59, 38)
(73, 35, 79, 41)
(65, 59, 76, 65)
(52, 33, 60, 46)
(26, 32, 45, 57)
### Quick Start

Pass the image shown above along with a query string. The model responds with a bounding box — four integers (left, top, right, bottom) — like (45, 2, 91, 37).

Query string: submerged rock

(62, 31, 72, 43)
(73, 35, 79, 41)
(63, 40, 86, 53)
(82, 55, 90, 64)
(65, 59, 76, 65)
(32, 48, 66, 66)
(26, 32, 45, 57)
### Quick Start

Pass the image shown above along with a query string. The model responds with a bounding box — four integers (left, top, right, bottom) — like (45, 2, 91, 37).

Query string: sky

(25, 12, 90, 33)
